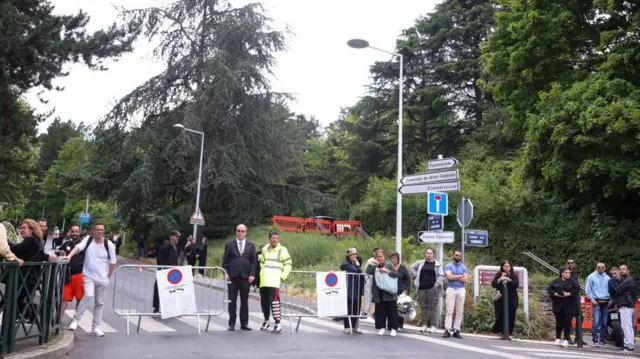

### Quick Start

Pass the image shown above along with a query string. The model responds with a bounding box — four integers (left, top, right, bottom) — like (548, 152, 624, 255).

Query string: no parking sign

(316, 271, 347, 317)
(156, 266, 197, 319)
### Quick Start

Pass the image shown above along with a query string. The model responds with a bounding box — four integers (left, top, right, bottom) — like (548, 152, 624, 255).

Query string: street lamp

(347, 38, 404, 261)
(174, 124, 205, 239)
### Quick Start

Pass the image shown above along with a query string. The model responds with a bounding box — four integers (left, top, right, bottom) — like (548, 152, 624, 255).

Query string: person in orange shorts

(59, 225, 86, 314)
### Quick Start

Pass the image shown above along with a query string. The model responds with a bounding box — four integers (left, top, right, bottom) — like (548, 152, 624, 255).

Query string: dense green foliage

(2, 0, 638, 270)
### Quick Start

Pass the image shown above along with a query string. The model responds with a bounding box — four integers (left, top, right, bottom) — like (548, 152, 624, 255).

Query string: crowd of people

(0, 219, 118, 337)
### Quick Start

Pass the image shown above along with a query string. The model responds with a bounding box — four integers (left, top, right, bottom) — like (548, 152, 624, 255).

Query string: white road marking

(117, 310, 176, 332)
(492, 345, 627, 359)
(175, 315, 227, 332)
(65, 309, 117, 332)
(248, 312, 328, 333)
(403, 333, 535, 359)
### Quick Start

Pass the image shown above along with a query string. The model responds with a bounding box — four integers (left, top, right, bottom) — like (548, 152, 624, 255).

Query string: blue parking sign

(428, 192, 448, 216)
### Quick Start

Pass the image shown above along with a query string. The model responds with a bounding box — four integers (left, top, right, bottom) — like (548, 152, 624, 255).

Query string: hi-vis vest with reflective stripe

(258, 244, 292, 288)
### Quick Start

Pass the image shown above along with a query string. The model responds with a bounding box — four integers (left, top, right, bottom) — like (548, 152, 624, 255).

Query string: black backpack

(82, 236, 111, 260)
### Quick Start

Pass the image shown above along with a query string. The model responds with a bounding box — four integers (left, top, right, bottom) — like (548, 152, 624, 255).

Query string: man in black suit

(153, 230, 180, 314)
(221, 224, 256, 331)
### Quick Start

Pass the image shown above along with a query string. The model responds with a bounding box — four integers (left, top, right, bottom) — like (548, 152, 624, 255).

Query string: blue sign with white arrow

(427, 192, 448, 216)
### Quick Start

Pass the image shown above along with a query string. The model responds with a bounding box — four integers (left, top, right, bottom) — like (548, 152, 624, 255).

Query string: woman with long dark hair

(491, 260, 519, 338)
(548, 267, 580, 347)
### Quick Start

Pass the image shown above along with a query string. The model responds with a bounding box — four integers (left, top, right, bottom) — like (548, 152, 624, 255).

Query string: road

(62, 257, 627, 359)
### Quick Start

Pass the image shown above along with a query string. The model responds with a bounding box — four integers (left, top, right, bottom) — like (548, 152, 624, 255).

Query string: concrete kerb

(118, 257, 316, 316)
(6, 331, 75, 359)
(356, 319, 640, 357)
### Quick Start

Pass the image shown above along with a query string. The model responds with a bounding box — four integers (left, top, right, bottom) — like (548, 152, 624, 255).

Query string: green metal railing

(0, 261, 68, 354)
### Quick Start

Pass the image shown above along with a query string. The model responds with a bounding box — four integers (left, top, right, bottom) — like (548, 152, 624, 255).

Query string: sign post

(456, 198, 473, 264)
(315, 272, 347, 317)
(190, 208, 205, 226)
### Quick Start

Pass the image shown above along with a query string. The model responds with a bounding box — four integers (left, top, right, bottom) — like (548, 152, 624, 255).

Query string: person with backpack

(65, 223, 117, 337)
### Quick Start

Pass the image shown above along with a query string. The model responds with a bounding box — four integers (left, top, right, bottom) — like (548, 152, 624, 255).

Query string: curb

(116, 256, 316, 316)
(7, 331, 74, 359)
(356, 320, 639, 357)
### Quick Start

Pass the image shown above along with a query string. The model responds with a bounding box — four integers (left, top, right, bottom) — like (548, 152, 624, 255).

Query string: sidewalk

(6, 331, 74, 359)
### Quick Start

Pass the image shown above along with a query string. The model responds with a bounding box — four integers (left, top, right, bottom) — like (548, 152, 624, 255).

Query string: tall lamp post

(174, 124, 205, 239)
(347, 38, 404, 260)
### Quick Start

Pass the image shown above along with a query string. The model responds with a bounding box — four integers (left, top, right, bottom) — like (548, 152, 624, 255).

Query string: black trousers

(344, 298, 361, 329)
(260, 287, 281, 323)
(554, 311, 573, 340)
(375, 301, 399, 330)
(153, 280, 160, 311)
(228, 277, 250, 326)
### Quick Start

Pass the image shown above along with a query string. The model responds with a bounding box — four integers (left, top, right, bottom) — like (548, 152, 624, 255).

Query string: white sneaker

(377, 328, 385, 336)
(390, 329, 397, 337)
(554, 339, 561, 346)
(421, 325, 427, 333)
(429, 326, 436, 333)
(68, 319, 78, 331)
(91, 327, 105, 337)
(561, 340, 568, 348)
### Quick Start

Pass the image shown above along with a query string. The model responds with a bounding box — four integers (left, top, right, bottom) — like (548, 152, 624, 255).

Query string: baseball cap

(169, 230, 181, 237)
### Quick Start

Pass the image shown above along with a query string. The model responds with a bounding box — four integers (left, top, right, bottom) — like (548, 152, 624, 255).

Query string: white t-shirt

(77, 236, 117, 281)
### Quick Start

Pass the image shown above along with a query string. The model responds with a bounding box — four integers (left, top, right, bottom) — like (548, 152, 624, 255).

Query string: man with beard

(616, 264, 638, 352)
(443, 249, 468, 339)
(59, 226, 85, 315)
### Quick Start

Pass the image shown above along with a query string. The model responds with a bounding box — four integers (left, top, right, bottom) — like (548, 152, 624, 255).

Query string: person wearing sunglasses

(221, 224, 256, 331)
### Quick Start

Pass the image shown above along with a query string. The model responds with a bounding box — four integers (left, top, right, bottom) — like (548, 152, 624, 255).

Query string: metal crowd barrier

(112, 264, 228, 335)
(0, 260, 67, 354)
(280, 270, 371, 334)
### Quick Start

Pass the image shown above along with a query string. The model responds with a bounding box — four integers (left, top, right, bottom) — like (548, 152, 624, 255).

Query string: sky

(30, 0, 439, 134)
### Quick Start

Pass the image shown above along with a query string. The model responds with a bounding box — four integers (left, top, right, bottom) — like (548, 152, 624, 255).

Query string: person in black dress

(152, 230, 180, 314)
(197, 237, 208, 276)
(491, 260, 519, 338)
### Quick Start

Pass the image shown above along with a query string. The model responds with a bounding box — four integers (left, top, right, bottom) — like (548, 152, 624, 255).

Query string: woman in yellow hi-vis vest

(258, 231, 292, 334)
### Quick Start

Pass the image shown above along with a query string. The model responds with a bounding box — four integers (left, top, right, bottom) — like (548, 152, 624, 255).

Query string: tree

(38, 118, 88, 170)
(0, 0, 138, 218)
(90, 0, 327, 236)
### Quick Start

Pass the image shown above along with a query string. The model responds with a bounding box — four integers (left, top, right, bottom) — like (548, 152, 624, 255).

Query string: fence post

(39, 264, 52, 345)
(502, 283, 509, 340)
(0, 264, 17, 355)
(6, 264, 19, 354)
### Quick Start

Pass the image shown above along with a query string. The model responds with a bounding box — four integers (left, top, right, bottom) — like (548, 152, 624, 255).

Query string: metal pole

(436, 242, 444, 328)
(461, 197, 466, 264)
(502, 282, 509, 340)
(41, 194, 46, 218)
(85, 194, 90, 213)
(62, 218, 66, 233)
(395, 54, 404, 261)
(193, 132, 204, 240)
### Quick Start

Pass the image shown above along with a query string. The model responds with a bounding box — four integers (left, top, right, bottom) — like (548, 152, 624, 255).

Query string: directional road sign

(427, 157, 459, 171)
(427, 215, 443, 231)
(418, 231, 455, 244)
(190, 208, 205, 226)
(398, 181, 461, 195)
(465, 229, 488, 247)
(401, 169, 460, 186)
(428, 192, 448, 216)
(456, 198, 473, 227)
(79, 213, 90, 224)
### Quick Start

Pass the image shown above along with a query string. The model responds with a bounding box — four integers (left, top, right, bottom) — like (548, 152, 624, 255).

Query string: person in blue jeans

(586, 262, 610, 346)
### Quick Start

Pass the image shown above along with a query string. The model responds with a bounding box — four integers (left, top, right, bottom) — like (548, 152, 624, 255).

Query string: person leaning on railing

(5, 219, 56, 323)
(0, 222, 23, 266)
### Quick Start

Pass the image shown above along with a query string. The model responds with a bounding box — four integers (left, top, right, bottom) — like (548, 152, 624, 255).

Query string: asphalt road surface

(63, 257, 629, 359)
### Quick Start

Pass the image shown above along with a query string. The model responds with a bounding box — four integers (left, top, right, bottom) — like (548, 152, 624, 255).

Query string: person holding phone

(548, 267, 580, 347)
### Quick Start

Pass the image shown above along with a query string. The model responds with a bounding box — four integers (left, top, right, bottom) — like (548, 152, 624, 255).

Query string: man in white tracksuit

(66, 222, 117, 337)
